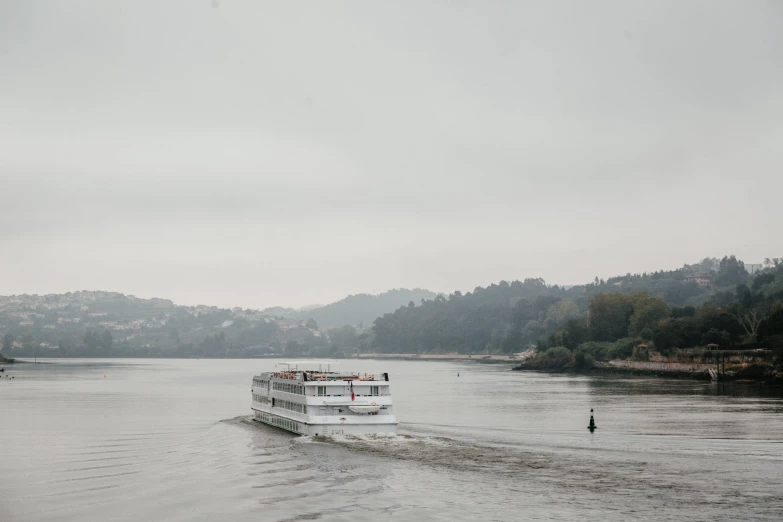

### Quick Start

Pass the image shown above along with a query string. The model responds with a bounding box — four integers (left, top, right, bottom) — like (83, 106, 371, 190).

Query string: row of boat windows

(252, 394, 307, 413)
(255, 412, 300, 433)
(273, 382, 305, 395)
(251, 380, 304, 395)
(253, 380, 383, 397)
(316, 385, 380, 396)
(275, 399, 307, 414)
(254, 389, 380, 401)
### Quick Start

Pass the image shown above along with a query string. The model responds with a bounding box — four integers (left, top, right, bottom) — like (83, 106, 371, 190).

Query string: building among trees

(685, 272, 713, 287)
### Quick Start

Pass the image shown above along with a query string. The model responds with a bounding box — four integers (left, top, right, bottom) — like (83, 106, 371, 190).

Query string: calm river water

(1, 358, 782, 521)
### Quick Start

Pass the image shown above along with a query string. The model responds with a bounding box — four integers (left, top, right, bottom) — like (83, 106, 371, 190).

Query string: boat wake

(294, 431, 553, 475)
(295, 432, 449, 446)
(220, 414, 765, 508)
(219, 415, 258, 429)
(223, 415, 551, 475)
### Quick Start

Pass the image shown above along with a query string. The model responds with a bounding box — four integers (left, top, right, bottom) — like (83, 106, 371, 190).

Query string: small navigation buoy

(104, 375, 106, 379)
(587, 408, 597, 432)
(457, 373, 460, 377)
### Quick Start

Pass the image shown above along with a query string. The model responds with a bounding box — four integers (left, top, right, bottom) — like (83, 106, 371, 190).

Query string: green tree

(22, 332, 33, 353)
(752, 273, 775, 291)
(284, 340, 301, 356)
(101, 329, 113, 352)
(168, 327, 180, 345)
(511, 299, 532, 327)
(544, 299, 579, 331)
(57, 338, 75, 357)
(698, 257, 719, 273)
(715, 255, 748, 286)
(2, 332, 13, 353)
(564, 318, 588, 349)
(661, 280, 701, 306)
(701, 328, 723, 345)
(84, 330, 100, 353)
(628, 294, 670, 337)
(710, 290, 736, 309)
(733, 304, 767, 341)
(588, 293, 634, 341)
(735, 284, 753, 306)
(696, 304, 743, 346)
(329, 325, 358, 348)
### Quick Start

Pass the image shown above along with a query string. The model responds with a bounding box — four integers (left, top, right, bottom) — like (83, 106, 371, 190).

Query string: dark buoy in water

(587, 408, 597, 432)
(457, 372, 460, 377)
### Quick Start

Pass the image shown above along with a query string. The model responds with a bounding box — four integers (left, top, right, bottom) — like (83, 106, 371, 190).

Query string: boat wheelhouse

(251, 362, 397, 436)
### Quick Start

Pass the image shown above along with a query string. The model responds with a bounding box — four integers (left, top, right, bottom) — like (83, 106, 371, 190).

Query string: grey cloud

(1, 0, 782, 308)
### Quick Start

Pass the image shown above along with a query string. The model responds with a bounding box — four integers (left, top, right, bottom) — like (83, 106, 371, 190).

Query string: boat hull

(252, 409, 397, 436)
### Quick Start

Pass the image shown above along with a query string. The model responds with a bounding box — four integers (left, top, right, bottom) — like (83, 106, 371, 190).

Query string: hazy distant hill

(5, 256, 780, 360)
(0, 291, 313, 358)
(262, 288, 438, 328)
(0, 287, 435, 359)
(261, 306, 298, 318)
(302, 289, 438, 328)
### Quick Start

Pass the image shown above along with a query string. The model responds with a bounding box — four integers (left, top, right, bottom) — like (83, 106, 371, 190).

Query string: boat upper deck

(263, 370, 388, 382)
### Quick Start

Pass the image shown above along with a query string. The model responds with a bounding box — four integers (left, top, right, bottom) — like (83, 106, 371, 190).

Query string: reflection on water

(1, 359, 782, 521)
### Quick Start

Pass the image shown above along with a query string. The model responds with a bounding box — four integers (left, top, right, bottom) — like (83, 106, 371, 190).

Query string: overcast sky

(1, 1, 782, 309)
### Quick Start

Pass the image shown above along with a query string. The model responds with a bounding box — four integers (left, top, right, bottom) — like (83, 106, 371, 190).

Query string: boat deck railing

(271, 371, 384, 381)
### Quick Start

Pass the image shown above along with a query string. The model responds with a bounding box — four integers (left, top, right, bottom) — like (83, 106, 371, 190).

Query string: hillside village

(0, 291, 350, 358)
(0, 288, 436, 359)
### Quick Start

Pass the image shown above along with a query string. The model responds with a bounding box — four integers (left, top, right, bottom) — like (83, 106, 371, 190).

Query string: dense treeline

(1, 309, 286, 358)
(4, 257, 782, 362)
(372, 256, 783, 366)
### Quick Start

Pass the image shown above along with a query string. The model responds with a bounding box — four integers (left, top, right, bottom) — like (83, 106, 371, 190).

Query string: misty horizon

(0, 253, 766, 311)
(2, 1, 782, 310)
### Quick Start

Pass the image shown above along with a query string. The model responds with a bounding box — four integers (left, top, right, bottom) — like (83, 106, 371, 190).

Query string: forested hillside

(263, 288, 437, 327)
(0, 291, 313, 358)
(0, 288, 435, 359)
(371, 256, 783, 363)
(0, 291, 376, 359)
(3, 257, 782, 362)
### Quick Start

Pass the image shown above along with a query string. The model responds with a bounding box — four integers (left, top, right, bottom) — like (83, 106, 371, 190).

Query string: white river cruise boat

(251, 362, 397, 436)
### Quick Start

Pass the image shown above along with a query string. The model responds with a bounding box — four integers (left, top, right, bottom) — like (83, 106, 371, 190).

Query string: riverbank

(514, 359, 783, 384)
(4, 354, 521, 364)
(355, 353, 522, 364)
